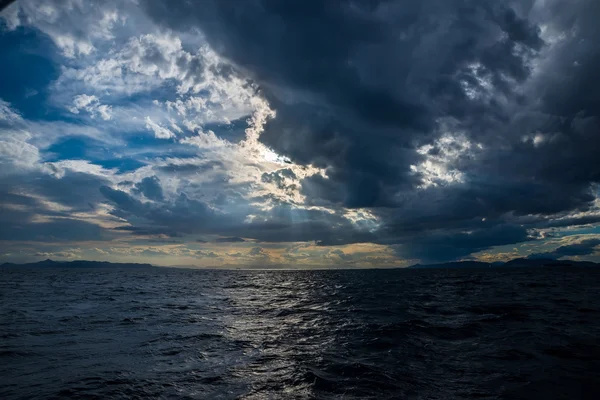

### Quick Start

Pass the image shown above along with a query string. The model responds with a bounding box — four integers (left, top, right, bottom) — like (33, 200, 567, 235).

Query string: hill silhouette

(410, 258, 599, 269)
(1, 259, 154, 269)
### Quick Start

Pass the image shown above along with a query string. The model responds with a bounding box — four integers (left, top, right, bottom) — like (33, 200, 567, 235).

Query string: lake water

(1, 267, 599, 399)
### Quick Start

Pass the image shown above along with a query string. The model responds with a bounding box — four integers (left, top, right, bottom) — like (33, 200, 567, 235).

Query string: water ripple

(1, 267, 599, 399)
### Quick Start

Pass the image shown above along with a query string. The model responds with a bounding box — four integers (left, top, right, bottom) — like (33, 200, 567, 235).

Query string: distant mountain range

(0, 259, 154, 269)
(409, 258, 599, 269)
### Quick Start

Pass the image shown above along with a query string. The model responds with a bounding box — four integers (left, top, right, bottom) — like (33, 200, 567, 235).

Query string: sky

(1, 0, 599, 268)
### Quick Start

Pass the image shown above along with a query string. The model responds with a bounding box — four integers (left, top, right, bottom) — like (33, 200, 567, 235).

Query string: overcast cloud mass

(1, 0, 600, 267)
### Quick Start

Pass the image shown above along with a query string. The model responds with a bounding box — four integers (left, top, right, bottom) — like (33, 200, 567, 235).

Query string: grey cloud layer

(2, 0, 600, 264)
(135, 0, 600, 261)
(529, 238, 600, 260)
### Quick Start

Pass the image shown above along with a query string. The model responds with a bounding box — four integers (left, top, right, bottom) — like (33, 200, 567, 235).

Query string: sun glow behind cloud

(0, 0, 351, 266)
(2, 0, 600, 267)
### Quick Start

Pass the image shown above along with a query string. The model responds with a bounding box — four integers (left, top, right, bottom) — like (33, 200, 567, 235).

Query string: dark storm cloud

(0, 210, 105, 242)
(222, 198, 379, 245)
(132, 176, 164, 201)
(214, 236, 246, 243)
(100, 185, 375, 245)
(139, 1, 539, 160)
(22, 170, 112, 212)
(0, 172, 110, 242)
(136, 0, 600, 259)
(395, 224, 531, 264)
(113, 225, 183, 238)
(529, 238, 600, 260)
(100, 185, 223, 235)
(535, 215, 600, 230)
(0, 1, 15, 13)
(156, 160, 225, 175)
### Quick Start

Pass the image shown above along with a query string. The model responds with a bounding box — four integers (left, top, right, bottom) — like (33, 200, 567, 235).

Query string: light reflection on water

(1, 267, 600, 399)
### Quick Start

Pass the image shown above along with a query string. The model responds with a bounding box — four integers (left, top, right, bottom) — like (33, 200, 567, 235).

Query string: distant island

(409, 258, 599, 269)
(0, 259, 155, 269)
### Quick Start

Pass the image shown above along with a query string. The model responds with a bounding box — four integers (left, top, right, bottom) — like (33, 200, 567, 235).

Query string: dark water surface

(1, 267, 600, 399)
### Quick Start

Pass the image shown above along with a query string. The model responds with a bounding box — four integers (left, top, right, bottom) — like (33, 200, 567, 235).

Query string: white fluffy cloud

(69, 94, 112, 120)
(0, 101, 43, 175)
(1, 0, 123, 58)
(144, 116, 175, 139)
(54, 32, 205, 96)
(411, 126, 482, 189)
